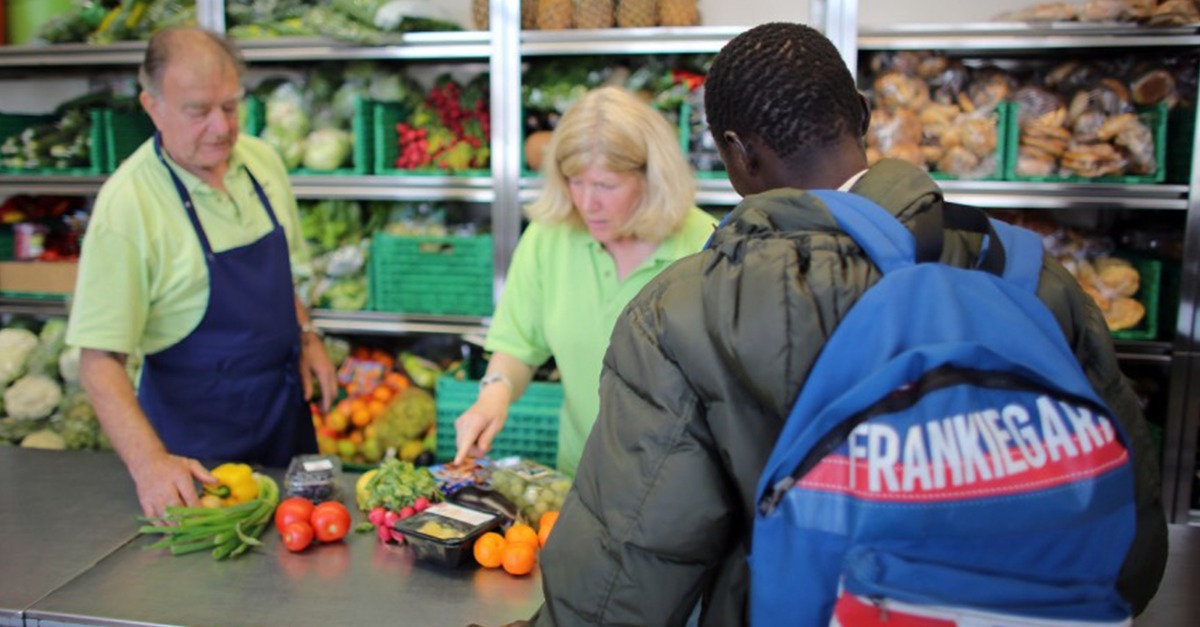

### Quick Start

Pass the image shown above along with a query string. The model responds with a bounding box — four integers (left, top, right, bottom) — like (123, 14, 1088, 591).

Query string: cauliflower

(21, 428, 66, 450)
(5, 374, 63, 421)
(25, 318, 67, 379)
(0, 328, 39, 385)
(58, 346, 81, 385)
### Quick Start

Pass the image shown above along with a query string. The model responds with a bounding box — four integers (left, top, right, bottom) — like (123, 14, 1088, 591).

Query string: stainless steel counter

(7, 447, 1200, 626)
(1, 447, 541, 626)
(0, 448, 141, 625)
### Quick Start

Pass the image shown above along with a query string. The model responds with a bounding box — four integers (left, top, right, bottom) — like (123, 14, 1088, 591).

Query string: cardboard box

(0, 261, 78, 295)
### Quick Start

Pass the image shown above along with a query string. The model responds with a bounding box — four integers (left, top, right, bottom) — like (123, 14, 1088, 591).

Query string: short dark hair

(705, 22, 862, 159)
(139, 27, 245, 96)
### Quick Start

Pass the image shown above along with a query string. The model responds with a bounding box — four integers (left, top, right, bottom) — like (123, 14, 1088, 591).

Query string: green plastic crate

(435, 374, 563, 467)
(1110, 255, 1162, 341)
(104, 108, 156, 172)
(0, 111, 103, 175)
(240, 96, 264, 137)
(370, 233, 494, 316)
(929, 103, 1009, 182)
(0, 226, 13, 260)
(375, 100, 488, 177)
(1004, 102, 1167, 184)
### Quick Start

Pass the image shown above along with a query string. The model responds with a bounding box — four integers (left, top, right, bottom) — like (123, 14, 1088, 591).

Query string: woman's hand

(453, 383, 513, 464)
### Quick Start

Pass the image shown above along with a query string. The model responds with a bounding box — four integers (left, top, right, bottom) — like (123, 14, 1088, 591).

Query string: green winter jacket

(530, 159, 1167, 626)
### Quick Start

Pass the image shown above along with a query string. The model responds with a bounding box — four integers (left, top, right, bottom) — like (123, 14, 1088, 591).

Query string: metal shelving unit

(2, 1, 1198, 520)
(855, 18, 1200, 525)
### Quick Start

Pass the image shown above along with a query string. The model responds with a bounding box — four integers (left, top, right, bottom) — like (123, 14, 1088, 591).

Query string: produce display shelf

(236, 34, 492, 62)
(521, 26, 746, 56)
(290, 175, 495, 202)
(310, 309, 489, 338)
(859, 23, 1200, 52)
(0, 41, 147, 67)
(0, 295, 70, 316)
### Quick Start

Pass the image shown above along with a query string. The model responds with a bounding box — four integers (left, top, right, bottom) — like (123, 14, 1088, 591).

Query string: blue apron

(138, 135, 315, 467)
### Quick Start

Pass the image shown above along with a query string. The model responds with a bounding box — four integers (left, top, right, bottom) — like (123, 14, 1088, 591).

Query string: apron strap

(154, 132, 281, 259)
(155, 133, 215, 260)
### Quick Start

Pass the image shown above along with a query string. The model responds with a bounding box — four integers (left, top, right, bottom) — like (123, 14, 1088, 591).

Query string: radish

(413, 497, 431, 512)
(398, 506, 416, 519)
(383, 509, 401, 528)
(368, 507, 387, 527)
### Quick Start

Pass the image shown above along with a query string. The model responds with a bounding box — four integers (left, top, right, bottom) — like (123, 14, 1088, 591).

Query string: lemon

(355, 468, 378, 511)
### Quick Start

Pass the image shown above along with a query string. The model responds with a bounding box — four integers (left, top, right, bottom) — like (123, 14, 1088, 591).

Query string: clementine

(502, 541, 537, 576)
(537, 511, 559, 547)
(473, 532, 507, 569)
(505, 523, 539, 548)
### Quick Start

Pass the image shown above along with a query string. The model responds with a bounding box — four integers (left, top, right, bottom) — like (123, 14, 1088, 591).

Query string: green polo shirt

(486, 207, 717, 476)
(66, 134, 311, 357)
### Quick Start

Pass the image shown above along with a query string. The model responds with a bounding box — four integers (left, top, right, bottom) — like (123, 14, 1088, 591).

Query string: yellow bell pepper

(206, 463, 260, 506)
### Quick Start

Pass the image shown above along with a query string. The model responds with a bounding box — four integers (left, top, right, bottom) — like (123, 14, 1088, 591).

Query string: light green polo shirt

(486, 207, 717, 476)
(66, 134, 311, 357)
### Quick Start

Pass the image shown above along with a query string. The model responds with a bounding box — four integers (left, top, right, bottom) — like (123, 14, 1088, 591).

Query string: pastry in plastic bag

(959, 116, 998, 158)
(1147, 0, 1200, 27)
(1095, 257, 1141, 298)
(937, 145, 982, 177)
(874, 72, 929, 111)
(884, 143, 927, 168)
(1016, 147, 1058, 177)
(966, 69, 1015, 111)
(1079, 0, 1132, 22)
(1061, 142, 1127, 178)
(1014, 86, 1064, 129)
(1131, 68, 1176, 106)
(1106, 297, 1146, 331)
(1097, 113, 1157, 175)
(996, 2, 1078, 21)
(1072, 110, 1108, 142)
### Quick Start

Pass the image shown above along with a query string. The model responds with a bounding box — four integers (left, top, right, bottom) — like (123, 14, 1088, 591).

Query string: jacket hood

(692, 159, 947, 420)
(708, 159, 944, 251)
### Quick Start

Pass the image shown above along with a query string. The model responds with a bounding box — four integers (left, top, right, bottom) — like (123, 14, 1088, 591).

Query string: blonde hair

(525, 86, 696, 243)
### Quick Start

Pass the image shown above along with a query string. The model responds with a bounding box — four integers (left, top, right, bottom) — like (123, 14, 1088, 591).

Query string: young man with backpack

(525, 22, 1167, 627)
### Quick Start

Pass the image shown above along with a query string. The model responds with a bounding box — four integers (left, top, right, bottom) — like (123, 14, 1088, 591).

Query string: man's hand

(130, 451, 216, 519)
(299, 332, 337, 413)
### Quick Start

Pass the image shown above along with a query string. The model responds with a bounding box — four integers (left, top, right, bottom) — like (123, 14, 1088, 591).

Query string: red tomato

(274, 497, 315, 534)
(310, 501, 352, 543)
(281, 521, 314, 552)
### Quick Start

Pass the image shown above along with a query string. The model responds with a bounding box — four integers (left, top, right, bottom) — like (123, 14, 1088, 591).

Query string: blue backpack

(749, 191, 1136, 626)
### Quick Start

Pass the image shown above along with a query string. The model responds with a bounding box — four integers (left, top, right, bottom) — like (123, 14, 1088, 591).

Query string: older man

(66, 27, 336, 518)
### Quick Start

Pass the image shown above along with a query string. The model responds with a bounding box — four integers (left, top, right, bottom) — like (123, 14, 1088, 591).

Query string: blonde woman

(453, 86, 716, 476)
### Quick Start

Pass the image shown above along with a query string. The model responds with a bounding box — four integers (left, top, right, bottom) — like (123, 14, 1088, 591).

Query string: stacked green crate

(435, 374, 563, 468)
(370, 233, 494, 317)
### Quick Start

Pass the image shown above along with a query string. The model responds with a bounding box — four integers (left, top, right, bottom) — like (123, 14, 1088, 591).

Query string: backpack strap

(812, 191, 1045, 293)
(809, 190, 915, 275)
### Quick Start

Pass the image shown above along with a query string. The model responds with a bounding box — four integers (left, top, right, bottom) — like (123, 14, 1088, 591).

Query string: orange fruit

(351, 407, 372, 428)
(505, 523, 539, 548)
(502, 541, 537, 576)
(473, 532, 507, 569)
(372, 385, 395, 403)
(537, 511, 559, 547)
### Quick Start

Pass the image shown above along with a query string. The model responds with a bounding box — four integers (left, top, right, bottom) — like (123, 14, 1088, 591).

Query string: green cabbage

(302, 128, 353, 171)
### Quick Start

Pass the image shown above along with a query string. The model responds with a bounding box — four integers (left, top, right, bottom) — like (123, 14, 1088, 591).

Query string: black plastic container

(283, 454, 342, 503)
(393, 501, 503, 568)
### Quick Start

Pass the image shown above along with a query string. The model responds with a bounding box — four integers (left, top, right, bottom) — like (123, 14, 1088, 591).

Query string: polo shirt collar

(159, 143, 247, 196)
(577, 213, 695, 268)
